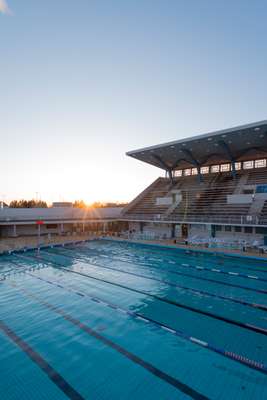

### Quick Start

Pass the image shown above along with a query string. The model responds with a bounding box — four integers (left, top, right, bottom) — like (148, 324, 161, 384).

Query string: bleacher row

(123, 168, 267, 224)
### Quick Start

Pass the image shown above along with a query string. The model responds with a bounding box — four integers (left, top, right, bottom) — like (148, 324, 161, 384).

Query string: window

(184, 168, 191, 176)
(255, 159, 266, 168)
(225, 226, 232, 232)
(175, 170, 182, 177)
(215, 225, 222, 231)
(256, 185, 267, 193)
(201, 166, 209, 174)
(244, 226, 253, 233)
(234, 226, 242, 232)
(234, 162, 241, 170)
(46, 224, 57, 229)
(255, 227, 267, 235)
(211, 165, 220, 173)
(220, 164, 230, 172)
(191, 168, 198, 175)
(243, 160, 254, 169)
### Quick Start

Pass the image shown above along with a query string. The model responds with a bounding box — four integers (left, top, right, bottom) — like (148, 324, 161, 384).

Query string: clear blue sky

(1, 0, 267, 204)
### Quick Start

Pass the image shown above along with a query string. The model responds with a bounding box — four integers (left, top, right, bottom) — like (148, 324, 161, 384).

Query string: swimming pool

(0, 239, 266, 399)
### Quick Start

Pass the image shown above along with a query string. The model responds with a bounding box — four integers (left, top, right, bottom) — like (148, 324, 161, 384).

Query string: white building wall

(189, 224, 210, 238)
(143, 223, 172, 238)
(0, 207, 123, 222)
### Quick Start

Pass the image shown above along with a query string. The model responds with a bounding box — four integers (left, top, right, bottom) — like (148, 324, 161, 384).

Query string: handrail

(120, 214, 267, 226)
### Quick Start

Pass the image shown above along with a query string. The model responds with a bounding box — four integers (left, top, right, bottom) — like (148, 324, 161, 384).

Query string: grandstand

(122, 121, 267, 247)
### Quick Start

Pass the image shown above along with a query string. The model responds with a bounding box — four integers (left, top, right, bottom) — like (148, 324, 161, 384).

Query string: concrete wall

(143, 223, 172, 238)
(156, 197, 173, 206)
(189, 224, 210, 238)
(189, 223, 265, 244)
(128, 221, 266, 244)
(0, 207, 123, 222)
(215, 227, 264, 244)
(1, 223, 75, 237)
(227, 194, 253, 204)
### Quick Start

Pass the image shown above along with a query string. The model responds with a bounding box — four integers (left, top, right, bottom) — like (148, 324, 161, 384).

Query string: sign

(36, 220, 44, 225)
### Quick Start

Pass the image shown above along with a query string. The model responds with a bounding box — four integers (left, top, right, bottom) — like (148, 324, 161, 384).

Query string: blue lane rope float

(68, 241, 267, 275)
(5, 280, 210, 400)
(62, 243, 267, 283)
(3, 272, 267, 376)
(42, 248, 267, 312)
(15, 252, 267, 337)
(58, 242, 267, 294)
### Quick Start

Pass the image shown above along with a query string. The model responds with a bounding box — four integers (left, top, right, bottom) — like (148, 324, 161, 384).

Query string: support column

(181, 148, 203, 182)
(103, 222, 107, 233)
(171, 224, 175, 239)
(58, 223, 64, 235)
(218, 140, 236, 178)
(13, 224, 17, 237)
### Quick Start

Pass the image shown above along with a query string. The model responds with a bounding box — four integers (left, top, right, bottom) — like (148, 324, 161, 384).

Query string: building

(0, 207, 123, 237)
(122, 121, 267, 246)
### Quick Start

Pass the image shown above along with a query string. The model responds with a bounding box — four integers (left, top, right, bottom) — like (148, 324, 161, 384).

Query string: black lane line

(23, 253, 267, 337)
(7, 282, 209, 400)
(0, 320, 85, 400)
(23, 270, 267, 375)
(45, 248, 267, 312)
(57, 246, 267, 295)
(72, 242, 267, 274)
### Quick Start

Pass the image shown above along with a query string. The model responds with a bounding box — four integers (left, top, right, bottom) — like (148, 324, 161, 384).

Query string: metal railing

(120, 213, 267, 226)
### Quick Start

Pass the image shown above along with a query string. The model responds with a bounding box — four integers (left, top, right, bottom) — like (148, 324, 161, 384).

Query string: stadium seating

(123, 167, 267, 224)
(260, 200, 267, 224)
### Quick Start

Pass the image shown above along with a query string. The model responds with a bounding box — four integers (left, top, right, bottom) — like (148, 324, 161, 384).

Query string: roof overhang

(126, 121, 267, 171)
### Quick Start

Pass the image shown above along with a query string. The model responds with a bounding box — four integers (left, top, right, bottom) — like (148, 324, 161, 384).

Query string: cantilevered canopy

(127, 121, 267, 172)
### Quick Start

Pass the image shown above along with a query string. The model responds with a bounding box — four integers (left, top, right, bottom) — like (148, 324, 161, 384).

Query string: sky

(1, 1, 267, 204)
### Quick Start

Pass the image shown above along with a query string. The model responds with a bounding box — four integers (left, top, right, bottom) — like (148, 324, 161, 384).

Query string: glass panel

(243, 160, 254, 169)
(175, 170, 182, 177)
(200, 166, 209, 174)
(255, 159, 266, 168)
(220, 164, 230, 172)
(211, 165, 220, 173)
(184, 168, 191, 176)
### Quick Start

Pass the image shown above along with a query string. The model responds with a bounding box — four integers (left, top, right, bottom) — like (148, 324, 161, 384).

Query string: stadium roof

(127, 120, 267, 171)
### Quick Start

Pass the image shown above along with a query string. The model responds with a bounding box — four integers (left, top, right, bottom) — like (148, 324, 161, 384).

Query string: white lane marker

(136, 316, 148, 322)
(190, 337, 208, 347)
(161, 326, 176, 334)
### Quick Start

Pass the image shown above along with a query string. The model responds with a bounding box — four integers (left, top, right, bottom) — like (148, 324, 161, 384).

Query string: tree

(90, 201, 128, 208)
(73, 200, 87, 208)
(9, 199, 48, 208)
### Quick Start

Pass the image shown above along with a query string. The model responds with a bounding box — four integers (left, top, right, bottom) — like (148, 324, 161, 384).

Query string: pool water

(0, 239, 266, 399)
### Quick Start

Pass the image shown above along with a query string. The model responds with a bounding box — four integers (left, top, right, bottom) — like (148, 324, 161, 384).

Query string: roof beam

(180, 149, 203, 182)
(152, 154, 174, 184)
(218, 140, 236, 177)
(171, 158, 190, 170)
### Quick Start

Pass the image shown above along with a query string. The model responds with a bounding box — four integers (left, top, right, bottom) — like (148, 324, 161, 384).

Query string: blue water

(0, 239, 267, 399)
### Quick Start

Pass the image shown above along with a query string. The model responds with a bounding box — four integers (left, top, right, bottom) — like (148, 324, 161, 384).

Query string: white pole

(37, 224, 41, 255)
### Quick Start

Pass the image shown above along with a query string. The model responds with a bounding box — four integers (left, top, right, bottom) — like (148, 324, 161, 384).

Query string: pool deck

(0, 234, 94, 254)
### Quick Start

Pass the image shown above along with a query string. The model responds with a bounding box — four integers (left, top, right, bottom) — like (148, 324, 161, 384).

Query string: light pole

(36, 220, 44, 255)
